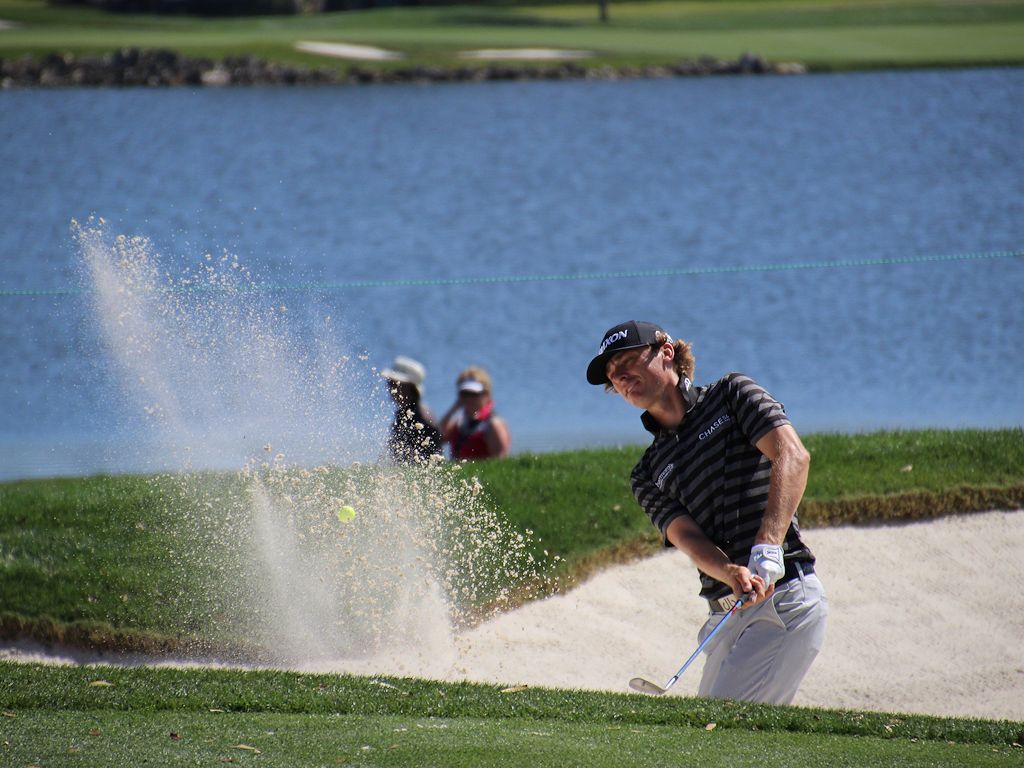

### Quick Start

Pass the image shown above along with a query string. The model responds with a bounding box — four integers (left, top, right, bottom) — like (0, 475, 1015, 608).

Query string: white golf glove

(747, 544, 785, 585)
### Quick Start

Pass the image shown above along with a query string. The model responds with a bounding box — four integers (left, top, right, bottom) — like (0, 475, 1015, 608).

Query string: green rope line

(2, 249, 1021, 298)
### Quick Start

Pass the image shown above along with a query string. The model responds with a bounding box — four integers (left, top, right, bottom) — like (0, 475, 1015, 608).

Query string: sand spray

(75, 219, 548, 676)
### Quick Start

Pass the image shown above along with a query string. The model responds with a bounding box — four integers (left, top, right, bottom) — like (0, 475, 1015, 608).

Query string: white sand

(458, 49, 593, 61)
(295, 41, 403, 61)
(293, 42, 594, 62)
(4, 510, 1021, 722)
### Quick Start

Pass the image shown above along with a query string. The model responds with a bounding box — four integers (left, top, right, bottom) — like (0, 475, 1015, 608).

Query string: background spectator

(441, 366, 511, 460)
(381, 356, 442, 464)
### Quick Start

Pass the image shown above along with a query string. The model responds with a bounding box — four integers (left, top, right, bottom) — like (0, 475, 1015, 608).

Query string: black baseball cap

(586, 320, 667, 385)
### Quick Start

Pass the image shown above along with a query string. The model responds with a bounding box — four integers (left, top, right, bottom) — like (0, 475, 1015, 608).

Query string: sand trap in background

(293, 42, 593, 62)
(459, 48, 593, 60)
(4, 511, 1021, 722)
(295, 41, 403, 61)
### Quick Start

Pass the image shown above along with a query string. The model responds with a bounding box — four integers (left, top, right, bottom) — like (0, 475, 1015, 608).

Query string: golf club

(628, 592, 751, 696)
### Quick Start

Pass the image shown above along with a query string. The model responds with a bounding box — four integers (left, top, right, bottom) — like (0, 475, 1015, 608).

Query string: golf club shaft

(660, 593, 750, 692)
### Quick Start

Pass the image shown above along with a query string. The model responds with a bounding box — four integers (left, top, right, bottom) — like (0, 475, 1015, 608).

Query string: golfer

(587, 320, 827, 704)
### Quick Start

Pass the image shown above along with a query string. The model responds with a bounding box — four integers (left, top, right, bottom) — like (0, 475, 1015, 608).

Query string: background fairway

(1, 0, 1023, 70)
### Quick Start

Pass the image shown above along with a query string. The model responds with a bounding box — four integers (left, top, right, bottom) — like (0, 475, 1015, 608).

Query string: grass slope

(1, 429, 1022, 652)
(1, 0, 1024, 70)
(469, 428, 1024, 573)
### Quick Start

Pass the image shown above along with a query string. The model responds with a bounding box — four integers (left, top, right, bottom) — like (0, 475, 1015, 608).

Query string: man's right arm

(632, 462, 770, 603)
(664, 516, 771, 605)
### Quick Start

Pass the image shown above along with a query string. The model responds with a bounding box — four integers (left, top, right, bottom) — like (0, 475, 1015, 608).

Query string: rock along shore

(1, 47, 806, 89)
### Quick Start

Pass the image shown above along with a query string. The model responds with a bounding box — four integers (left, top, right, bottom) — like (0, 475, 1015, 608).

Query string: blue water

(1, 68, 1022, 480)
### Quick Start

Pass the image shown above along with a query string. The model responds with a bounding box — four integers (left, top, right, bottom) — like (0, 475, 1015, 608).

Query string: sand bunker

(459, 49, 593, 61)
(3, 510, 1021, 722)
(295, 41, 403, 61)
(294, 44, 594, 62)
(455, 509, 1024, 722)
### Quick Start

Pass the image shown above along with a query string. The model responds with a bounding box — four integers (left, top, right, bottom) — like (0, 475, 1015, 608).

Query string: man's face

(606, 344, 670, 408)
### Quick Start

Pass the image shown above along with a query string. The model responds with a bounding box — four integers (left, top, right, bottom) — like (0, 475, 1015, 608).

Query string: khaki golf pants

(697, 567, 828, 705)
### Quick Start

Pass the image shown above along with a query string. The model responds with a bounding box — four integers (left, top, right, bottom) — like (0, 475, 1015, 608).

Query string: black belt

(706, 561, 814, 613)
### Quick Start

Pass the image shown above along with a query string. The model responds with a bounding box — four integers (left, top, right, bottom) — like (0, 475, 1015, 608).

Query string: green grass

(2, 0, 1024, 71)
(1, 663, 1021, 767)
(797, 429, 1024, 495)
(6, 711, 1021, 767)
(0, 473, 261, 647)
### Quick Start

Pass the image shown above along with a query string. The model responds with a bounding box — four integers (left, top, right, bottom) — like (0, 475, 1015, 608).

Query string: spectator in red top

(440, 366, 511, 460)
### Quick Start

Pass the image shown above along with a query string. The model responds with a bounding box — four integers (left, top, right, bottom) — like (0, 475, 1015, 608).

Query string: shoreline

(0, 47, 803, 89)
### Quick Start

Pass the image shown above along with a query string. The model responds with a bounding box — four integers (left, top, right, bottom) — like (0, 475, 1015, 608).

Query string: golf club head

(629, 677, 667, 696)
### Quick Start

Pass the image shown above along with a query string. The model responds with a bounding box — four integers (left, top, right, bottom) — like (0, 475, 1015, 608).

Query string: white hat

(458, 379, 486, 394)
(381, 356, 426, 392)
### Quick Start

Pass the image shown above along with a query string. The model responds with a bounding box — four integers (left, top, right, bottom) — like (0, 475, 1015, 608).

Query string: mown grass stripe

(1, 662, 1019, 745)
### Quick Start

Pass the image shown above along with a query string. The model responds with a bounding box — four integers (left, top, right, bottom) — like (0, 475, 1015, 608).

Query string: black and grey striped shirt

(631, 373, 814, 600)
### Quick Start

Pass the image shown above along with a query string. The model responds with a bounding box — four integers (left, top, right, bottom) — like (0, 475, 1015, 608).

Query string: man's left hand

(748, 544, 785, 585)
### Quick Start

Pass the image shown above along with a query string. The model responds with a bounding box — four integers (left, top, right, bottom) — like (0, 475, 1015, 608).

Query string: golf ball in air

(336, 505, 357, 523)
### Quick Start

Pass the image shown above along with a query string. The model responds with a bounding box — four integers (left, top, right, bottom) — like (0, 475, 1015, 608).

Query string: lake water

(1, 68, 1022, 480)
